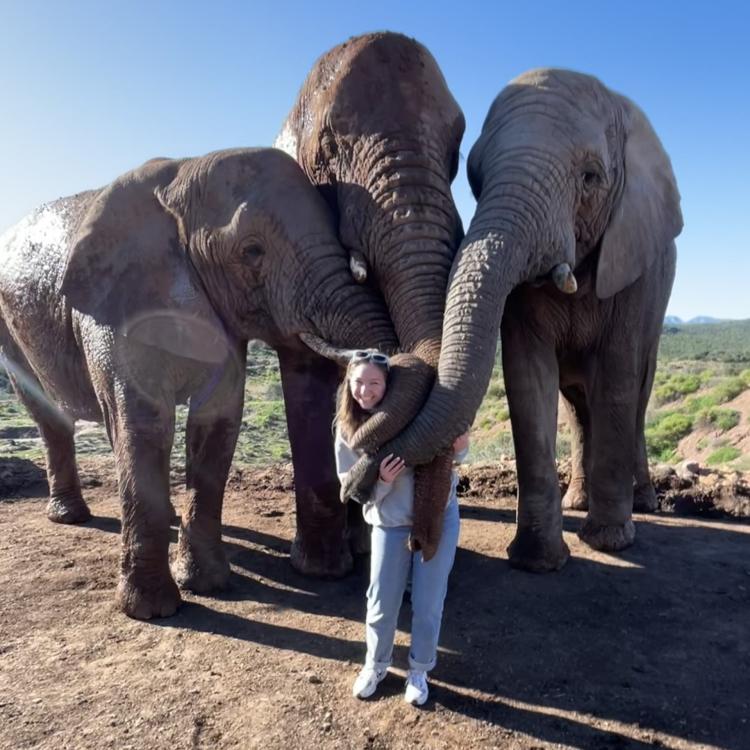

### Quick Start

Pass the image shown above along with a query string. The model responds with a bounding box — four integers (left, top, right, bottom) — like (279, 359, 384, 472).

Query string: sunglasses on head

(352, 350, 390, 368)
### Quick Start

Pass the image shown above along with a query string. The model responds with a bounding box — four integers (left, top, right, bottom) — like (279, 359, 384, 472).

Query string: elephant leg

(102, 388, 180, 619)
(3, 346, 90, 524)
(560, 384, 591, 511)
(502, 318, 570, 572)
(633, 350, 659, 513)
(632, 431, 657, 512)
(578, 348, 639, 552)
(277, 344, 352, 577)
(172, 348, 246, 593)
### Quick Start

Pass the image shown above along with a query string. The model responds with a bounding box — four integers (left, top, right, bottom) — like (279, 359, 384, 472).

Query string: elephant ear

(596, 99, 683, 299)
(61, 159, 229, 363)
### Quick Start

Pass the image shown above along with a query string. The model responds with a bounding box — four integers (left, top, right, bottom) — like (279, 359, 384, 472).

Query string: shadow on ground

(151, 505, 750, 749)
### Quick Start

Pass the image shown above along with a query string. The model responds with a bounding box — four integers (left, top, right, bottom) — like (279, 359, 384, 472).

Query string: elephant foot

(507, 530, 570, 573)
(561, 479, 588, 510)
(290, 535, 353, 578)
(171, 538, 230, 594)
(579, 517, 636, 551)
(47, 493, 92, 524)
(633, 483, 659, 513)
(115, 572, 181, 620)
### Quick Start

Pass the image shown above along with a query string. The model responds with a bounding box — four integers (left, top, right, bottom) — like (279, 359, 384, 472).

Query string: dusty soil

(1, 458, 749, 750)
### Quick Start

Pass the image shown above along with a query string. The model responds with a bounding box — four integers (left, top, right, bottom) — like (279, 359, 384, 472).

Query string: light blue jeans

(365, 499, 460, 673)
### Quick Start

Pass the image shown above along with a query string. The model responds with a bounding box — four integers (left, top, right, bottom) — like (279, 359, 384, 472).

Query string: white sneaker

(352, 666, 387, 699)
(404, 669, 429, 706)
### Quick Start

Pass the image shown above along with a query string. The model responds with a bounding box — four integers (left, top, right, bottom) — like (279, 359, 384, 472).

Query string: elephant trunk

(384, 198, 549, 464)
(367, 156, 459, 365)
(345, 155, 461, 452)
(295, 239, 398, 353)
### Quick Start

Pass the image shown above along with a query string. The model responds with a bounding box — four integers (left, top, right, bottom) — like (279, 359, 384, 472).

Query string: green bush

(470, 431, 515, 462)
(556, 434, 571, 459)
(263, 381, 284, 400)
(684, 394, 720, 413)
(645, 412, 694, 462)
(251, 401, 285, 429)
(653, 373, 701, 405)
(696, 407, 740, 432)
(706, 446, 741, 465)
(485, 380, 506, 400)
(712, 377, 747, 404)
(739, 369, 750, 388)
(653, 370, 669, 386)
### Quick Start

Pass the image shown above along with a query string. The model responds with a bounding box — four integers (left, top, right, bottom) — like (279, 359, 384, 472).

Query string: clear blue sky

(1, 0, 748, 320)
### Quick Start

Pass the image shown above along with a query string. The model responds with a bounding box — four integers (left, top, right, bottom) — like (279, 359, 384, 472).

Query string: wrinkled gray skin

(0, 148, 397, 619)
(276, 32, 465, 508)
(345, 69, 682, 571)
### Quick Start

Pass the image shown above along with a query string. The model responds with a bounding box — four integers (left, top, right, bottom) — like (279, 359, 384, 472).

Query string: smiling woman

(333, 349, 469, 706)
(349, 363, 387, 412)
(335, 352, 390, 445)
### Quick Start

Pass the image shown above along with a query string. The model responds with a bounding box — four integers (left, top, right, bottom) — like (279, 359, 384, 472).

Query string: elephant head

(276, 32, 465, 445)
(345, 68, 683, 489)
(61, 148, 398, 359)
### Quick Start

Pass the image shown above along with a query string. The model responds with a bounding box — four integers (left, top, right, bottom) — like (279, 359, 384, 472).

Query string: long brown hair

(334, 355, 389, 443)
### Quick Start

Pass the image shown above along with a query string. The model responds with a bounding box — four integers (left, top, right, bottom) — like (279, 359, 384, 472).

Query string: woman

(335, 350, 469, 705)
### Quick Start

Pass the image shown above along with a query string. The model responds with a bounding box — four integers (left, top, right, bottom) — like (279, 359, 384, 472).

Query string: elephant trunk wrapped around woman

(277, 32, 466, 556)
(343, 69, 682, 571)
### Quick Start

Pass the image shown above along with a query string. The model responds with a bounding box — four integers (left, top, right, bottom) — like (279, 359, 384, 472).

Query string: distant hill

(687, 316, 724, 325)
(664, 315, 727, 325)
(659, 319, 750, 362)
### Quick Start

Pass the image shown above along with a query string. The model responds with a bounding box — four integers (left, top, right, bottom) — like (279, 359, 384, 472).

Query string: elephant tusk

(349, 250, 368, 284)
(298, 333, 354, 366)
(551, 263, 578, 294)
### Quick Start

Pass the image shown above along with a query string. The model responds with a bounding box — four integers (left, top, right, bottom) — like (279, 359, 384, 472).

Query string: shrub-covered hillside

(658, 319, 750, 362)
(470, 320, 750, 469)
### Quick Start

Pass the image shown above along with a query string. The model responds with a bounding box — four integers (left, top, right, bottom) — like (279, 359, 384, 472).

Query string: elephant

(0, 147, 398, 619)
(342, 69, 682, 572)
(275, 32, 466, 554)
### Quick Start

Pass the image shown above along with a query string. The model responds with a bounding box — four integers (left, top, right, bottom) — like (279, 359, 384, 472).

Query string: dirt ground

(1, 457, 749, 750)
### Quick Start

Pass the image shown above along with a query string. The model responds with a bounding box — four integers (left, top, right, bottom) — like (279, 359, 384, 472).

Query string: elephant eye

(582, 168, 602, 190)
(242, 243, 265, 268)
(321, 132, 338, 161)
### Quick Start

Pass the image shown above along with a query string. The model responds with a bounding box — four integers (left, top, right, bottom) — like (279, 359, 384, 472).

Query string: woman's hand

(452, 431, 470, 454)
(379, 454, 406, 483)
